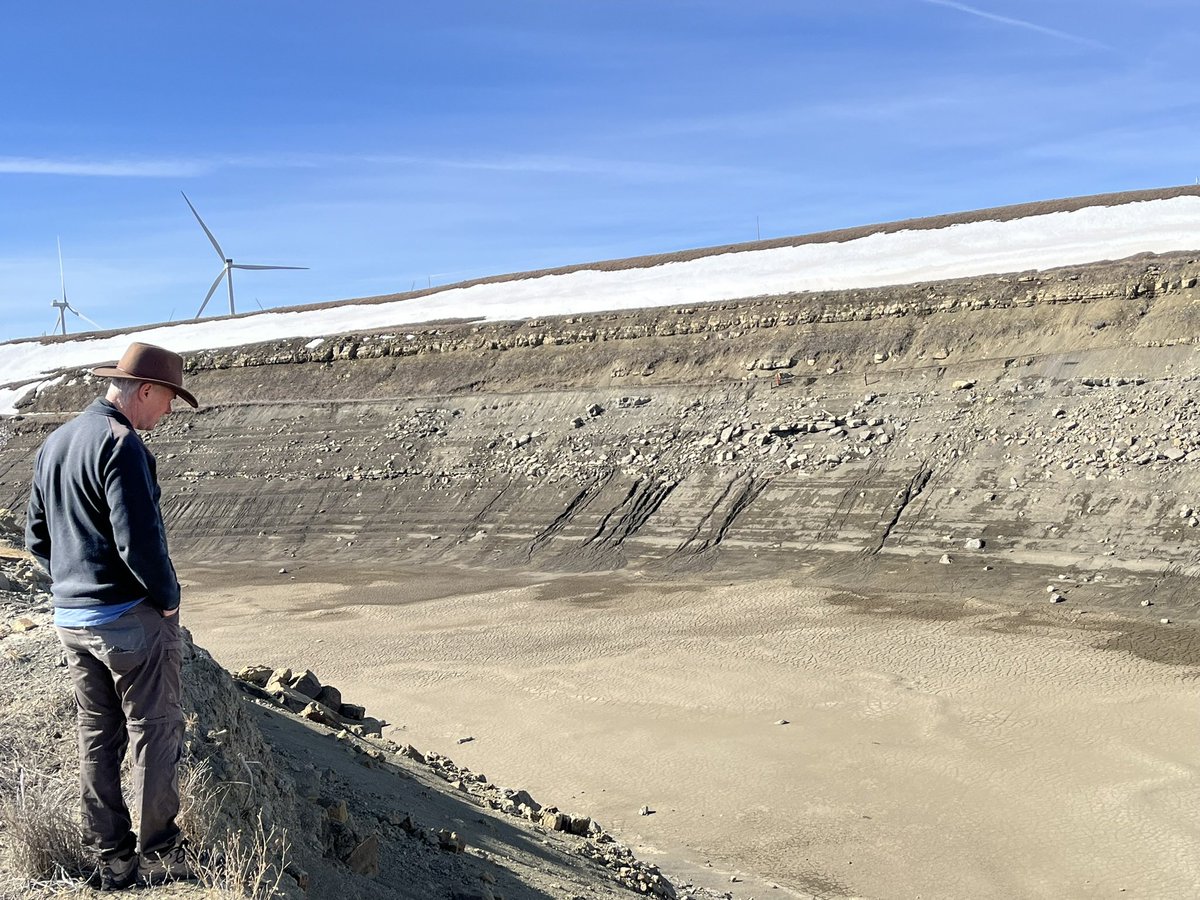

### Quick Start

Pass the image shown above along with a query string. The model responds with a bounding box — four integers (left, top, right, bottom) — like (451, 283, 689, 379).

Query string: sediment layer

(3, 252, 1200, 614)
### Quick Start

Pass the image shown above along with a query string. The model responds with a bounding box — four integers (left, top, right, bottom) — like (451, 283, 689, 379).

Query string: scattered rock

(346, 834, 380, 875)
(315, 684, 343, 710)
(437, 829, 465, 853)
(340, 703, 366, 721)
(289, 669, 322, 699)
(325, 798, 349, 823)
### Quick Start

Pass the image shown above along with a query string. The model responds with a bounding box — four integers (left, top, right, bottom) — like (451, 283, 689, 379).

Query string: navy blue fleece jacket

(25, 398, 180, 612)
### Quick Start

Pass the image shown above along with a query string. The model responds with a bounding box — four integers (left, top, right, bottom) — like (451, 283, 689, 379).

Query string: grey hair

(107, 378, 144, 405)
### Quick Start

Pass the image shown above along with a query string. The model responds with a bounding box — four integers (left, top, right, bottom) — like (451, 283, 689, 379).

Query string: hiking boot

(87, 849, 138, 891)
(139, 838, 199, 885)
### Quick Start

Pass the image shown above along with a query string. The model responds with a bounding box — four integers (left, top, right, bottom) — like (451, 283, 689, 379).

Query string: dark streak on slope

(527, 474, 611, 560)
(674, 475, 770, 556)
(873, 465, 934, 554)
(583, 479, 677, 550)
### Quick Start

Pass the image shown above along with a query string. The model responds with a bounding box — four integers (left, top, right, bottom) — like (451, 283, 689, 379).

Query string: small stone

(963, 538, 985, 550)
(1050, 594, 1065, 603)
(346, 834, 380, 876)
(325, 799, 349, 823)
(1160, 618, 1172, 625)
(1140, 599, 1153, 607)
(939, 554, 952, 565)
(774, 719, 789, 726)
(278, 568, 288, 574)
(289, 669, 322, 698)
(568, 815, 592, 836)
(437, 829, 465, 853)
(457, 736, 475, 745)
(10, 617, 37, 633)
(235, 665, 273, 687)
(339, 703, 366, 721)
(315, 684, 343, 710)
(638, 805, 653, 816)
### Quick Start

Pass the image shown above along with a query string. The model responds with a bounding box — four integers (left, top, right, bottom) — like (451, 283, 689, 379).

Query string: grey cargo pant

(56, 602, 184, 860)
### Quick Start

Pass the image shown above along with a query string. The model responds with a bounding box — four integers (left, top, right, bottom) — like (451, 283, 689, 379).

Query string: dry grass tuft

(194, 812, 291, 900)
(178, 753, 224, 847)
(176, 754, 291, 899)
(0, 767, 88, 883)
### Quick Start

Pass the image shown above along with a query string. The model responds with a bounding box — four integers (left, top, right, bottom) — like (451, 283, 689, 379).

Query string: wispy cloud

(356, 152, 755, 182)
(920, 0, 1112, 50)
(0, 156, 215, 177)
(0, 153, 325, 178)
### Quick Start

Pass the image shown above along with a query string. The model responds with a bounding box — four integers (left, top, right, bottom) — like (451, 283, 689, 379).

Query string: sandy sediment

(183, 562, 1200, 899)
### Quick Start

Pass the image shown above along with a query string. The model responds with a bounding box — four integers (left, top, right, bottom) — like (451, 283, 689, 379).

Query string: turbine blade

(69, 308, 103, 330)
(181, 191, 226, 260)
(195, 269, 227, 318)
(57, 236, 67, 305)
(231, 264, 309, 271)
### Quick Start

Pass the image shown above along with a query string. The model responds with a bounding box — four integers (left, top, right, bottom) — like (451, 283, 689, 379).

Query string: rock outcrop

(4, 253, 1200, 598)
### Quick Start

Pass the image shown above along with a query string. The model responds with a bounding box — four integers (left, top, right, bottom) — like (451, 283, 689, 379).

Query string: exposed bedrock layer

(4, 252, 1200, 614)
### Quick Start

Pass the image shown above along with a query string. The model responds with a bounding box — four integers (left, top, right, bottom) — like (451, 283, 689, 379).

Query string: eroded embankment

(3, 253, 1200, 621)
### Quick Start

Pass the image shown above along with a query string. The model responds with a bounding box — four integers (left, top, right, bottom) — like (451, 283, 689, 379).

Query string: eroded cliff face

(4, 252, 1200, 614)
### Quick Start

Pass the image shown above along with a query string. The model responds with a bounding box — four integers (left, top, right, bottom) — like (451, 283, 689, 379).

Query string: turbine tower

(182, 192, 308, 319)
(50, 238, 101, 336)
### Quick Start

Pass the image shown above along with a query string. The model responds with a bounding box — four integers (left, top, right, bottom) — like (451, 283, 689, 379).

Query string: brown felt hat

(90, 342, 198, 408)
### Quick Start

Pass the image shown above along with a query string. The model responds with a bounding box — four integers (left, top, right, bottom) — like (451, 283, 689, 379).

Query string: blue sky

(0, 1, 1196, 343)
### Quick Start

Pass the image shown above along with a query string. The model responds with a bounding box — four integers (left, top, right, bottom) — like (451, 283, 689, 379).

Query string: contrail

(920, 0, 1111, 50)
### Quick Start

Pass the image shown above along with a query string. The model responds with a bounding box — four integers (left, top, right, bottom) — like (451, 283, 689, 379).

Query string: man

(25, 342, 199, 890)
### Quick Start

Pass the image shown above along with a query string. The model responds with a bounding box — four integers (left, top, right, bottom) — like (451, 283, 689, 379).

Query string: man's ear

(138, 382, 155, 401)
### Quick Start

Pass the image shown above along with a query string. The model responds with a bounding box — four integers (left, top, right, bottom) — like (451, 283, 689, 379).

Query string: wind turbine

(50, 238, 102, 336)
(182, 192, 308, 319)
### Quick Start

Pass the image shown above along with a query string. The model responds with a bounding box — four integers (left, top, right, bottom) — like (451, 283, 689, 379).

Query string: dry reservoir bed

(182, 563, 1200, 900)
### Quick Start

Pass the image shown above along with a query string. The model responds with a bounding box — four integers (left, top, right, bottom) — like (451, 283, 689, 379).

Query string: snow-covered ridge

(3, 193, 1200, 414)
